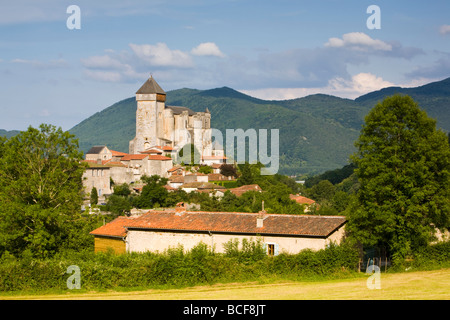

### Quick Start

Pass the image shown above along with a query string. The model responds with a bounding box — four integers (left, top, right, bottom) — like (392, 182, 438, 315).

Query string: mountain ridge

(4, 77, 450, 176)
(56, 76, 450, 175)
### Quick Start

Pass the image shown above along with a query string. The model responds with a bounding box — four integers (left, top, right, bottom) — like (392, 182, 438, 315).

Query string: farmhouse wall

(126, 229, 341, 255)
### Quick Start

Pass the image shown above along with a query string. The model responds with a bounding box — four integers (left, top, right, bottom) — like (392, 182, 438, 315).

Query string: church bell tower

(129, 76, 166, 154)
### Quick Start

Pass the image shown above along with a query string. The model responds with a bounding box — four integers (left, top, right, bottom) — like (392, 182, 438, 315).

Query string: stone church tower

(129, 76, 212, 160)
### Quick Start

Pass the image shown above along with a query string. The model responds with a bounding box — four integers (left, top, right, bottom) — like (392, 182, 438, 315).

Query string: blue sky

(1, 0, 450, 131)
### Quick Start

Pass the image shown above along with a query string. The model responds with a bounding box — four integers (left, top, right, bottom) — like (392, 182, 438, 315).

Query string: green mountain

(0, 129, 21, 139)
(68, 77, 450, 176)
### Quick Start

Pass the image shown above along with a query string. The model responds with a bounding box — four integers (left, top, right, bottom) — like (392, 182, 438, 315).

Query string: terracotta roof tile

(121, 154, 148, 161)
(202, 155, 228, 160)
(169, 175, 185, 183)
(181, 182, 226, 189)
(90, 216, 136, 238)
(148, 155, 172, 161)
(110, 150, 129, 157)
(140, 149, 163, 154)
(290, 194, 316, 205)
(125, 211, 346, 237)
(230, 184, 262, 196)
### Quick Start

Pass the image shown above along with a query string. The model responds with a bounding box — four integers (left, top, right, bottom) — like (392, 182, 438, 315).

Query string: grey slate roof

(86, 145, 107, 154)
(136, 76, 166, 95)
(166, 106, 196, 116)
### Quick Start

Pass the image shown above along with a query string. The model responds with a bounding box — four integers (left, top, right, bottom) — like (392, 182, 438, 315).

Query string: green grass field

(3, 268, 449, 300)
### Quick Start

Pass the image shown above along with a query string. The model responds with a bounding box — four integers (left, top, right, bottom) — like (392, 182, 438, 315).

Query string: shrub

(0, 242, 361, 292)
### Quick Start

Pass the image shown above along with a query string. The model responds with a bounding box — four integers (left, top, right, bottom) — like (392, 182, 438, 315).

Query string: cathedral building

(83, 76, 225, 202)
(129, 76, 213, 160)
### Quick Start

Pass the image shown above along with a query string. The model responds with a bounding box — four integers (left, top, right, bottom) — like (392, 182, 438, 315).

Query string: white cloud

(191, 42, 225, 57)
(325, 32, 392, 51)
(129, 42, 194, 68)
(240, 73, 395, 100)
(327, 73, 395, 98)
(440, 25, 450, 35)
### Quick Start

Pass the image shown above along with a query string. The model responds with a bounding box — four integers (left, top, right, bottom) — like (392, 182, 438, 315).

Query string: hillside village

(86, 77, 337, 255)
(1, 77, 449, 295)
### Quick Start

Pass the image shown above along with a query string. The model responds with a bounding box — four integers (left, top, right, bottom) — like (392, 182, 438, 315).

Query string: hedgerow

(1, 240, 448, 293)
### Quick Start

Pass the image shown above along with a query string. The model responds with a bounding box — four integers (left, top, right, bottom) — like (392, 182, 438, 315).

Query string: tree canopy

(0, 124, 86, 257)
(348, 95, 450, 260)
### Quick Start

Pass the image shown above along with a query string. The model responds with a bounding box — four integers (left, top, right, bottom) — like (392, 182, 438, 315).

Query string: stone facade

(83, 77, 224, 201)
(129, 76, 213, 160)
(83, 146, 172, 199)
(82, 163, 112, 198)
(90, 208, 347, 255)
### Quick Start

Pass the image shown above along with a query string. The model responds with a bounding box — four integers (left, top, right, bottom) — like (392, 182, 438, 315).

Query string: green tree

(197, 165, 212, 174)
(135, 175, 169, 208)
(90, 187, 98, 206)
(113, 183, 131, 197)
(237, 162, 254, 186)
(309, 180, 335, 204)
(0, 124, 85, 257)
(220, 164, 238, 178)
(348, 95, 450, 260)
(106, 194, 132, 216)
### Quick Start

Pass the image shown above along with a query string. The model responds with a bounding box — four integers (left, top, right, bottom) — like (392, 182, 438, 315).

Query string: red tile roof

(90, 216, 136, 238)
(230, 184, 262, 196)
(110, 150, 129, 157)
(154, 145, 174, 151)
(202, 155, 228, 160)
(121, 154, 148, 161)
(124, 210, 346, 238)
(148, 155, 172, 161)
(181, 182, 226, 190)
(290, 194, 316, 205)
(140, 149, 163, 154)
(169, 175, 185, 183)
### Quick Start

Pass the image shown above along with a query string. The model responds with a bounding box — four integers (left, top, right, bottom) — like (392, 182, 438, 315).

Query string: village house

(82, 161, 112, 199)
(90, 204, 347, 255)
(82, 146, 172, 198)
(229, 184, 263, 197)
(180, 181, 227, 196)
(289, 194, 319, 213)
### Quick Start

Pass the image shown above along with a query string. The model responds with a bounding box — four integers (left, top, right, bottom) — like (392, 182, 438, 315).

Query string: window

(265, 243, 279, 256)
(267, 244, 275, 256)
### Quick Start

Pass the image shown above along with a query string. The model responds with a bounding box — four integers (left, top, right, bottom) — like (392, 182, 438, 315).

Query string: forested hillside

(62, 77, 450, 175)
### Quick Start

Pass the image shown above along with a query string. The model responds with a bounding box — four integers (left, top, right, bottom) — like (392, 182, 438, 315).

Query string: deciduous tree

(0, 124, 85, 257)
(348, 95, 450, 260)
